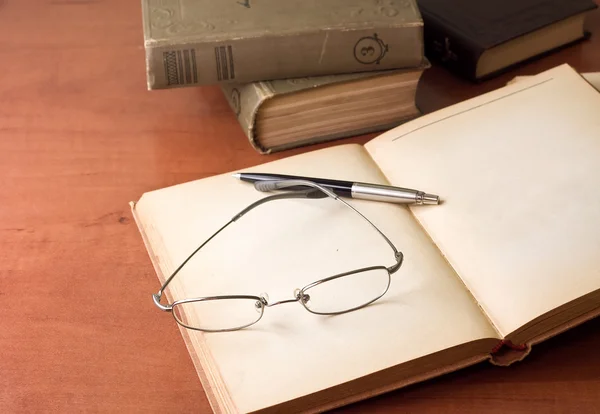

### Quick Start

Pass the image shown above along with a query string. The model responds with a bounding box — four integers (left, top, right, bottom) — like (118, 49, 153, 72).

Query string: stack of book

(141, 0, 599, 153)
(141, 0, 429, 153)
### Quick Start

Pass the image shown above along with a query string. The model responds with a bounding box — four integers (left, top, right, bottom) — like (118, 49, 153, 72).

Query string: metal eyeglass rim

(151, 179, 404, 331)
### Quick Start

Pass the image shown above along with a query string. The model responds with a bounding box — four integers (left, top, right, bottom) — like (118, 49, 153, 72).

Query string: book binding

(142, 0, 424, 89)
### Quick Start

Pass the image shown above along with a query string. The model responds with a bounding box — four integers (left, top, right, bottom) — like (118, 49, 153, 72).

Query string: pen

(232, 172, 440, 205)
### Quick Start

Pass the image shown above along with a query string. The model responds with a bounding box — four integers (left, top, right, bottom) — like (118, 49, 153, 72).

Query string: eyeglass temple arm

(153, 188, 327, 309)
(253, 179, 338, 194)
(232, 187, 327, 221)
(255, 179, 404, 273)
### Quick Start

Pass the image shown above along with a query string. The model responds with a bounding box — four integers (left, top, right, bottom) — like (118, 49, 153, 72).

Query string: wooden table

(1, 1, 599, 412)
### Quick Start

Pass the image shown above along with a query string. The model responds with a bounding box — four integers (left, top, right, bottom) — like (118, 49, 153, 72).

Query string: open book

(131, 64, 600, 414)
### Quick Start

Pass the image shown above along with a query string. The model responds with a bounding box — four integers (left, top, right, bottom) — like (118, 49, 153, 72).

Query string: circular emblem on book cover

(231, 88, 241, 116)
(353, 33, 389, 64)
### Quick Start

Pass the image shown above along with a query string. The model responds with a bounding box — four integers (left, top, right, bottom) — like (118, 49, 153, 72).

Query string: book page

(366, 64, 600, 339)
(134, 144, 498, 413)
(509, 72, 600, 91)
(586, 72, 600, 90)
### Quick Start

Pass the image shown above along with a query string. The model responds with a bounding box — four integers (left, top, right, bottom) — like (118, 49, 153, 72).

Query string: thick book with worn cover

(141, 0, 424, 89)
(220, 62, 429, 154)
(130, 64, 600, 413)
(417, 0, 598, 81)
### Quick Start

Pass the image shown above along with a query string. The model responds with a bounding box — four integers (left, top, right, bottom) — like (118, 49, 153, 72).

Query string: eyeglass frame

(152, 179, 404, 332)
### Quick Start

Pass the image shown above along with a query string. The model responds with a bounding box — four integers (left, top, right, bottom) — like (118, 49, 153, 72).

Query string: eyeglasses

(152, 179, 404, 332)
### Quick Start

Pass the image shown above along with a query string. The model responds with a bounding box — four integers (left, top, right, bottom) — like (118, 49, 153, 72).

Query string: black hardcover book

(417, 0, 598, 81)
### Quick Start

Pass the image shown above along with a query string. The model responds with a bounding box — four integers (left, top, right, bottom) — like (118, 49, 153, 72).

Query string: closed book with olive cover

(221, 62, 429, 154)
(141, 0, 424, 89)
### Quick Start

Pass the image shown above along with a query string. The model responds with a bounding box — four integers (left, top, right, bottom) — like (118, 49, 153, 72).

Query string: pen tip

(423, 194, 440, 205)
(232, 173, 241, 179)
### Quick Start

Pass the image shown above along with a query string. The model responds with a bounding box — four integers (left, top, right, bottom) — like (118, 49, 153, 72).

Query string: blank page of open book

(367, 63, 600, 342)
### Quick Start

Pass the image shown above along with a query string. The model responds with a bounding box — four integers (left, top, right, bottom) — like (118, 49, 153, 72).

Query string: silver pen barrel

(351, 183, 439, 205)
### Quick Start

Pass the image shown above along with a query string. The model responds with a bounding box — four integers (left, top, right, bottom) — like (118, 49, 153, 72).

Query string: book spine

(221, 82, 272, 154)
(145, 25, 423, 89)
(419, 9, 484, 81)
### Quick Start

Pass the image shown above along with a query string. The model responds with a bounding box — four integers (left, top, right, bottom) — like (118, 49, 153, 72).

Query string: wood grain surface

(1, 1, 599, 412)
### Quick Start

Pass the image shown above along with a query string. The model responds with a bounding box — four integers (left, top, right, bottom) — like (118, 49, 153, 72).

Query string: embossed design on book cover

(146, 0, 421, 41)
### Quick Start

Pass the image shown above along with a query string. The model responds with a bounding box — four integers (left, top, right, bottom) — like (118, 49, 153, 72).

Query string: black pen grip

(239, 173, 353, 197)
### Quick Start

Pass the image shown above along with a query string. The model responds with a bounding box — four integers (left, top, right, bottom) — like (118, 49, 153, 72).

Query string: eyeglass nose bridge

(260, 289, 310, 308)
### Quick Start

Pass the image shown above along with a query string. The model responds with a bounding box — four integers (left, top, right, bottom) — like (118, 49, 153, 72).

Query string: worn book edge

(129, 200, 237, 413)
(221, 64, 428, 154)
(222, 81, 271, 154)
(488, 306, 600, 366)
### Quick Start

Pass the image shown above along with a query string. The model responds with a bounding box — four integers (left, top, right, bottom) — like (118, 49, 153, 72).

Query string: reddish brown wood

(0, 1, 598, 412)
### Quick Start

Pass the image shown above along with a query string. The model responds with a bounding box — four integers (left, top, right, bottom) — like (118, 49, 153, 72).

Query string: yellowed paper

(367, 64, 600, 338)
(135, 144, 498, 413)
